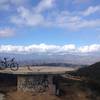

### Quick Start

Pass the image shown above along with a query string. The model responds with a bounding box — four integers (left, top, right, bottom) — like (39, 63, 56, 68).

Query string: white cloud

(0, 0, 9, 10)
(0, 0, 54, 11)
(0, 44, 100, 54)
(0, 0, 28, 10)
(82, 6, 100, 16)
(0, 0, 28, 5)
(7, 0, 99, 30)
(10, 5, 100, 30)
(0, 0, 100, 31)
(11, 7, 44, 26)
(0, 28, 15, 37)
(11, 0, 55, 26)
(74, 19, 100, 29)
(78, 44, 100, 53)
(34, 0, 55, 13)
(0, 44, 75, 54)
(47, 11, 100, 30)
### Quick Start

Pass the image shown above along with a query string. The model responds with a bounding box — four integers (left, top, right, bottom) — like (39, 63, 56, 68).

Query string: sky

(0, 0, 100, 54)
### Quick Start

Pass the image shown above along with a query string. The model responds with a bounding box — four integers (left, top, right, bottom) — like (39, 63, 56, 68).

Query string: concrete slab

(0, 66, 76, 75)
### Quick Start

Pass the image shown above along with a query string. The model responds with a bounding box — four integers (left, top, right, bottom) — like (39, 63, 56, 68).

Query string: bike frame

(0, 58, 19, 71)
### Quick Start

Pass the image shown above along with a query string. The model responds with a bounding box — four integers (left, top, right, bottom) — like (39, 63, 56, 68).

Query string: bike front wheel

(10, 63, 19, 71)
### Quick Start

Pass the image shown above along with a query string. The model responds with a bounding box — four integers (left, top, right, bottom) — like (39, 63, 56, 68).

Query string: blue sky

(0, 0, 100, 54)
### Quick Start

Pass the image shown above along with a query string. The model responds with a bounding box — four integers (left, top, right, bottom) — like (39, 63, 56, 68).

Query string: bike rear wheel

(0, 62, 6, 70)
(10, 63, 19, 71)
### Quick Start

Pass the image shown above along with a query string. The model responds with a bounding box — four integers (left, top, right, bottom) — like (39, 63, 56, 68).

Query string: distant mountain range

(0, 53, 100, 66)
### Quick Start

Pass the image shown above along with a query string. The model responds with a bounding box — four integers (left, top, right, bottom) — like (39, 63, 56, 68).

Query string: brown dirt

(5, 89, 91, 100)
(6, 91, 61, 100)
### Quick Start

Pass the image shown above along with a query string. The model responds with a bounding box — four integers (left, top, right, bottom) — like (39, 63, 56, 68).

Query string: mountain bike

(0, 57, 19, 71)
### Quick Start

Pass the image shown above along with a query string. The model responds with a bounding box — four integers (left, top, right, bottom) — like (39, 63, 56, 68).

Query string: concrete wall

(17, 75, 56, 94)
(0, 74, 17, 92)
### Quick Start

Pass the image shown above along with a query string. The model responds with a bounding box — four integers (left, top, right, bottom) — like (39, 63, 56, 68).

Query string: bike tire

(0, 62, 6, 70)
(10, 63, 19, 71)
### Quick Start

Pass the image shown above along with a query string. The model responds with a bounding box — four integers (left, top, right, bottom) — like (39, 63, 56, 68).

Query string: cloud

(0, 0, 10, 10)
(0, 0, 100, 31)
(0, 0, 54, 11)
(78, 44, 100, 53)
(0, 28, 15, 37)
(10, 0, 55, 26)
(11, 7, 44, 26)
(82, 6, 100, 16)
(0, 0, 28, 5)
(34, 0, 55, 13)
(0, 44, 76, 54)
(0, 44, 100, 54)
(0, 0, 28, 10)
(74, 19, 100, 29)
(8, 0, 100, 30)
(10, 5, 100, 30)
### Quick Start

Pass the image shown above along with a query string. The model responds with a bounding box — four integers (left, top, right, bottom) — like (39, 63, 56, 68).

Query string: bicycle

(0, 57, 19, 71)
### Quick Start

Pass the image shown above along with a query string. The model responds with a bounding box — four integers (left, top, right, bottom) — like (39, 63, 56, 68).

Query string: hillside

(76, 62, 100, 83)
